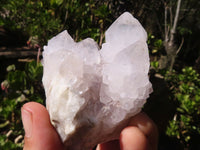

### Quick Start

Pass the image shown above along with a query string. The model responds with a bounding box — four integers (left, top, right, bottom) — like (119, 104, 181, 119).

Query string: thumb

(21, 102, 64, 150)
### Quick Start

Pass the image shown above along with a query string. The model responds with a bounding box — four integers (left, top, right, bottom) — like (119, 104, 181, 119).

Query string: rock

(42, 12, 152, 150)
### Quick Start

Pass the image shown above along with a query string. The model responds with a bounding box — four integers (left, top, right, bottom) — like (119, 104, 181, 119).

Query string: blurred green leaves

(165, 67, 200, 147)
(0, 0, 61, 44)
(0, 0, 112, 45)
(50, 0, 64, 6)
(148, 33, 163, 55)
(0, 61, 44, 149)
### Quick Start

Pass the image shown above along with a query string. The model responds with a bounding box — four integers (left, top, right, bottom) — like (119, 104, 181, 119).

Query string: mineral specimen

(42, 12, 152, 150)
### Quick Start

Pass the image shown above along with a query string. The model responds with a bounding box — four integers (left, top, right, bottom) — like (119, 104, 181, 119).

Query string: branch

(0, 47, 39, 59)
(176, 37, 184, 55)
(164, 5, 169, 43)
(170, 0, 182, 44)
(137, 3, 145, 17)
(169, 6, 173, 28)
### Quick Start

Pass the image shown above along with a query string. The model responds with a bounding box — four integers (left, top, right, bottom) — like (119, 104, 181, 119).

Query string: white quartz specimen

(42, 12, 152, 150)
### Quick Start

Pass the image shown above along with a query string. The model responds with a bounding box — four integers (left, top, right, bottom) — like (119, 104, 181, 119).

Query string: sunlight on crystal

(42, 12, 152, 150)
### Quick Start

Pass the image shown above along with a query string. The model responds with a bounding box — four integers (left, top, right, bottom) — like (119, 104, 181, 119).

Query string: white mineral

(42, 12, 152, 150)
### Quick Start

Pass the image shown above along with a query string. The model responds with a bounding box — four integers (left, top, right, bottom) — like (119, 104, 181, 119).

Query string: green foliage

(59, 0, 111, 43)
(0, 0, 61, 44)
(0, 135, 21, 150)
(0, 0, 112, 45)
(177, 26, 192, 36)
(50, 0, 64, 6)
(165, 67, 200, 148)
(148, 33, 163, 55)
(150, 61, 159, 70)
(0, 61, 44, 149)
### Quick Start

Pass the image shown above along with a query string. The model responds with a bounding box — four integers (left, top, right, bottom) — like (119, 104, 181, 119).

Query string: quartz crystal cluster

(42, 12, 152, 150)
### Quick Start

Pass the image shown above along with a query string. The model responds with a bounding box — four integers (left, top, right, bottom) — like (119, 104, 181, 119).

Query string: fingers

(21, 102, 158, 150)
(120, 126, 149, 150)
(127, 112, 158, 150)
(21, 102, 64, 150)
(96, 112, 158, 150)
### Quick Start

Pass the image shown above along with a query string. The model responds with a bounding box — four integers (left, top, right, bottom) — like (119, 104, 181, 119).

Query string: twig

(176, 37, 184, 54)
(164, 5, 168, 43)
(6, 130, 13, 138)
(14, 135, 23, 144)
(169, 6, 173, 28)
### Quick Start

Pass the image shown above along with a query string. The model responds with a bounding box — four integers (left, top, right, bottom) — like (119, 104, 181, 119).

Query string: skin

(21, 102, 158, 150)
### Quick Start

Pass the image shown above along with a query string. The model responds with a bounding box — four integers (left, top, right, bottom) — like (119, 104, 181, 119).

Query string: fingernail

(21, 107, 33, 138)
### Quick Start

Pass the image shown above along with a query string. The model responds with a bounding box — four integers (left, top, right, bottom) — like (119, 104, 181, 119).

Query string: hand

(96, 112, 158, 150)
(21, 102, 158, 150)
(21, 102, 64, 150)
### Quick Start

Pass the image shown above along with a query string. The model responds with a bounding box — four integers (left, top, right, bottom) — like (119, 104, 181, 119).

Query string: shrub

(0, 61, 44, 149)
(165, 67, 200, 148)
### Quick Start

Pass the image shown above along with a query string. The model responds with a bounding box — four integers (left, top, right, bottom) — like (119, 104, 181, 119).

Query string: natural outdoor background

(0, 0, 200, 150)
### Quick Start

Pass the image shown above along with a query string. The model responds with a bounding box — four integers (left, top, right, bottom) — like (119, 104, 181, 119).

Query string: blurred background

(0, 0, 200, 149)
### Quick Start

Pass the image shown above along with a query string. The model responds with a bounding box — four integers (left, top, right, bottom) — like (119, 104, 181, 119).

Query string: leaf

(50, 0, 63, 6)
(0, 121, 10, 128)
(6, 65, 16, 72)
(152, 49, 158, 53)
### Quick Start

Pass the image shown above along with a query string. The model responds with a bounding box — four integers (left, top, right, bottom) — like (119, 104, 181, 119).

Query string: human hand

(96, 112, 158, 150)
(21, 102, 158, 150)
